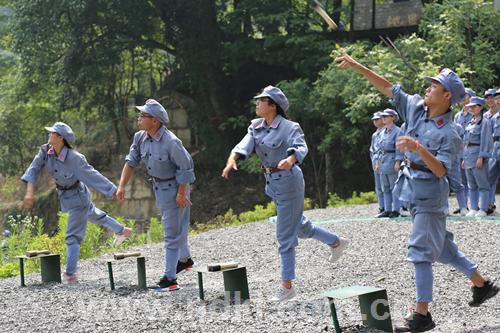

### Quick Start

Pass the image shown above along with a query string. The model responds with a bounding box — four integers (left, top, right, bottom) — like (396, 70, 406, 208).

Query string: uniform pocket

(469, 126, 481, 144)
(61, 173, 74, 181)
(60, 190, 83, 211)
(151, 154, 170, 169)
(153, 180, 178, 210)
(268, 170, 300, 198)
(411, 178, 443, 206)
(263, 139, 284, 149)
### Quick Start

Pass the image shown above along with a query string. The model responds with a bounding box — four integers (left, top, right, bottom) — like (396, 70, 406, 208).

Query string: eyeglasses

(138, 113, 154, 119)
(255, 97, 270, 104)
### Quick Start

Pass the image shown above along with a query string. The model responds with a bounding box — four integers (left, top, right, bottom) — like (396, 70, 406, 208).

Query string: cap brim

(424, 76, 450, 91)
(136, 106, 156, 117)
(44, 126, 56, 132)
(424, 76, 442, 85)
(465, 103, 481, 107)
(254, 92, 272, 99)
(371, 116, 381, 120)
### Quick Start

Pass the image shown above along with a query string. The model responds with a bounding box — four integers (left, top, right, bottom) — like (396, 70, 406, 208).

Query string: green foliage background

(0, 0, 498, 205)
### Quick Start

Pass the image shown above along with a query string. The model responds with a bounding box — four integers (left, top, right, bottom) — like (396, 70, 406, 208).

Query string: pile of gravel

(0, 201, 499, 333)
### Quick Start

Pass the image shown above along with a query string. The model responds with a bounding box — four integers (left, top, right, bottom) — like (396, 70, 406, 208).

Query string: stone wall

(353, 0, 423, 31)
(118, 174, 159, 222)
(156, 96, 192, 148)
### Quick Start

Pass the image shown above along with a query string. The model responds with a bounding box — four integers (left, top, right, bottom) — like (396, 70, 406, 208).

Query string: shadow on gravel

(343, 324, 385, 332)
(111, 286, 149, 296)
(458, 325, 500, 333)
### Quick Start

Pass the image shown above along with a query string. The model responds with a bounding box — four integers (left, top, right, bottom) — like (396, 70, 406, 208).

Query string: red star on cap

(437, 118, 444, 126)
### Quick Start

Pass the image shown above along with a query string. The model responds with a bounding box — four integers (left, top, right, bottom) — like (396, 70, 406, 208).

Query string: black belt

(150, 176, 175, 182)
(467, 143, 480, 147)
(494, 136, 500, 142)
(384, 150, 396, 153)
(56, 180, 80, 191)
(409, 162, 432, 173)
(262, 166, 282, 174)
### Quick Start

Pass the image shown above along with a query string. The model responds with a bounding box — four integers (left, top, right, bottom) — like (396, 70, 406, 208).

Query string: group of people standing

(371, 87, 500, 219)
(336, 49, 498, 332)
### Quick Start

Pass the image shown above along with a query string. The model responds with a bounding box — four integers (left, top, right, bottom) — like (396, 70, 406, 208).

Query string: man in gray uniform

(117, 99, 195, 291)
(335, 49, 498, 332)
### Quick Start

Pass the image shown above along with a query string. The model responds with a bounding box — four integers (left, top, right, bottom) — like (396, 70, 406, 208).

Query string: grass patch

(0, 214, 164, 278)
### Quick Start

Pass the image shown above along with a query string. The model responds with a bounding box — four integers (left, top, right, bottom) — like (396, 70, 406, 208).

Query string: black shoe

(157, 276, 180, 290)
(469, 280, 499, 307)
(486, 204, 496, 215)
(376, 211, 391, 218)
(452, 208, 461, 214)
(176, 257, 194, 274)
(394, 311, 436, 332)
(379, 207, 385, 213)
(389, 211, 400, 218)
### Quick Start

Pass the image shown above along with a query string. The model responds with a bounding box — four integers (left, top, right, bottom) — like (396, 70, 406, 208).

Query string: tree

(1, 0, 498, 207)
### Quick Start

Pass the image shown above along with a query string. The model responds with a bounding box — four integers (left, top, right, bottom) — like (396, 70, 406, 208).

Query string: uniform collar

(254, 115, 283, 129)
(424, 105, 452, 129)
(459, 109, 471, 118)
(48, 145, 68, 162)
(385, 124, 395, 133)
(143, 126, 166, 141)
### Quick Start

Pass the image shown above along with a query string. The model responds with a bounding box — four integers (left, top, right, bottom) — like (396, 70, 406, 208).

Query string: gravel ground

(1, 200, 499, 333)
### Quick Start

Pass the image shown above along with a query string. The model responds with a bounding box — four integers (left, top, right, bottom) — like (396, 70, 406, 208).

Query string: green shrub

(0, 262, 17, 278)
(147, 217, 164, 243)
(304, 197, 316, 210)
(327, 191, 377, 208)
(0, 213, 141, 278)
(0, 175, 23, 201)
(238, 202, 276, 224)
(326, 192, 344, 208)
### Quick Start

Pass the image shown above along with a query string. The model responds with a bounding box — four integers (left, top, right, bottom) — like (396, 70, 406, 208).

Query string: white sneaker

(459, 208, 469, 216)
(113, 227, 132, 246)
(466, 210, 478, 217)
(475, 210, 487, 217)
(329, 237, 350, 263)
(400, 209, 410, 217)
(270, 285, 296, 302)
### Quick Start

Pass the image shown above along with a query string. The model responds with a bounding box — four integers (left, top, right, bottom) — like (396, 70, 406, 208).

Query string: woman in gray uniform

(222, 85, 349, 302)
(22, 122, 131, 283)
